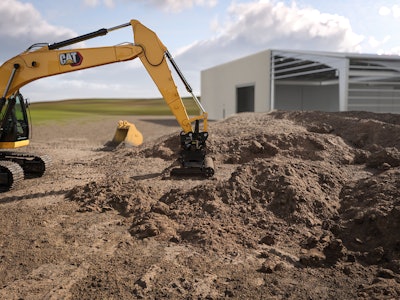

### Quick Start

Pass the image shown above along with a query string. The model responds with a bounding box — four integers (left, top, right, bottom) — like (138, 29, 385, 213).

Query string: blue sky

(2, 0, 400, 102)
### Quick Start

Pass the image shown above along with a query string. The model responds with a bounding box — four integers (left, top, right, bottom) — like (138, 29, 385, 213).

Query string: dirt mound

(63, 111, 400, 299)
(5, 111, 400, 299)
(339, 169, 400, 267)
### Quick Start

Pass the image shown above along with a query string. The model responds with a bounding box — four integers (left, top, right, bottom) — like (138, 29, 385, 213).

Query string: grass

(28, 97, 201, 125)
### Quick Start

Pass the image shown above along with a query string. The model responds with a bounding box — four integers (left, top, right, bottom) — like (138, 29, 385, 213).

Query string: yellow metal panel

(131, 20, 193, 133)
(0, 139, 30, 149)
(0, 44, 143, 98)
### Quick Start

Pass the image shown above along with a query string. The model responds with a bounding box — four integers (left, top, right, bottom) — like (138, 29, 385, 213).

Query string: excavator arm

(0, 19, 214, 191)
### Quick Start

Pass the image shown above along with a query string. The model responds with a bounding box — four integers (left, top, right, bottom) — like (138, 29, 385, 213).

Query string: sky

(2, 0, 400, 102)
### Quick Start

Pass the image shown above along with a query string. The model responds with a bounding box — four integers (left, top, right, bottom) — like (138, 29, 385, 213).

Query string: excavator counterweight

(0, 19, 214, 191)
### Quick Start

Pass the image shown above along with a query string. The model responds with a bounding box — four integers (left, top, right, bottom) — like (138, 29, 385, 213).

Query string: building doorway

(236, 85, 255, 113)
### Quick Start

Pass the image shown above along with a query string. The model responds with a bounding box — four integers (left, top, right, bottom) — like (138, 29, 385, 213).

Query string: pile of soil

(1, 111, 400, 299)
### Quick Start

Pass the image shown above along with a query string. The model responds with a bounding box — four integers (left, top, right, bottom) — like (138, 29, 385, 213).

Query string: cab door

(0, 92, 30, 148)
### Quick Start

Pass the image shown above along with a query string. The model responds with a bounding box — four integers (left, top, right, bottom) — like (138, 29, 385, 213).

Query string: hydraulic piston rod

(48, 22, 132, 50)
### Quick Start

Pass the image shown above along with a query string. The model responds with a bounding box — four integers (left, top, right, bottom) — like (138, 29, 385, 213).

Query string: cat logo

(59, 52, 83, 66)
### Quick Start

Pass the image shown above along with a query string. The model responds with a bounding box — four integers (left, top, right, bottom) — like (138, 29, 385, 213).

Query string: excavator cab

(0, 92, 30, 149)
(0, 92, 50, 190)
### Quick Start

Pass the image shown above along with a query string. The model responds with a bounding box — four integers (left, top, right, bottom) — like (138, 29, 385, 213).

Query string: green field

(28, 97, 201, 125)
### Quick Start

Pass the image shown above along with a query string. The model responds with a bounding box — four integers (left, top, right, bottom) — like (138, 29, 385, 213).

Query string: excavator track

(0, 151, 52, 179)
(0, 161, 24, 192)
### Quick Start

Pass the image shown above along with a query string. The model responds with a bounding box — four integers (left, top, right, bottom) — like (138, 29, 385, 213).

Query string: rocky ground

(0, 111, 400, 299)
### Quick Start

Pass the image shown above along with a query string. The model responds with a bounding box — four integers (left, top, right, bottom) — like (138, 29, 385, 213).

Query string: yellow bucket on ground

(112, 120, 143, 146)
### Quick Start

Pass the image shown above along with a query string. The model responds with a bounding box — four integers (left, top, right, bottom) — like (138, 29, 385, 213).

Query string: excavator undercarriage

(0, 152, 51, 191)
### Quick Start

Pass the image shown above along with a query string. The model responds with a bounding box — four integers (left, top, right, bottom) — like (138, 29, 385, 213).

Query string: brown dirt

(1, 111, 400, 299)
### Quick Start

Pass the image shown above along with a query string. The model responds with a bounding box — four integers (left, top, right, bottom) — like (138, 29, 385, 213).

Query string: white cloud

(83, 0, 216, 11)
(104, 0, 115, 8)
(83, 0, 99, 6)
(0, 0, 76, 60)
(83, 0, 115, 8)
(394, 5, 400, 18)
(378, 4, 400, 18)
(226, 1, 362, 51)
(138, 0, 217, 12)
(379, 6, 391, 16)
(368, 35, 391, 49)
(175, 0, 364, 72)
(386, 46, 400, 55)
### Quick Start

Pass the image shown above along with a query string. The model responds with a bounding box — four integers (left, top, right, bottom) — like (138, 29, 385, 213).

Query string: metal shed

(200, 49, 400, 120)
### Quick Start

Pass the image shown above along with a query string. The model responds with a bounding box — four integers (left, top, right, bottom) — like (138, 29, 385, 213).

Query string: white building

(201, 49, 400, 120)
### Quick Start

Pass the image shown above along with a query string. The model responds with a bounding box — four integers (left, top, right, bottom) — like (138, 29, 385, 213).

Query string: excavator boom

(0, 19, 214, 191)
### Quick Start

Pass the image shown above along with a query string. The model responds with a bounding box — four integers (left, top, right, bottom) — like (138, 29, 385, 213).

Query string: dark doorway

(236, 85, 255, 113)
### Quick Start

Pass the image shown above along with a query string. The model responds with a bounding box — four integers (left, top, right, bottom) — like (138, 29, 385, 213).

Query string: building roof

(271, 49, 400, 86)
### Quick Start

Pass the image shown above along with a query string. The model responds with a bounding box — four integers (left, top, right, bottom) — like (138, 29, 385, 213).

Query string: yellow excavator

(0, 19, 214, 191)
